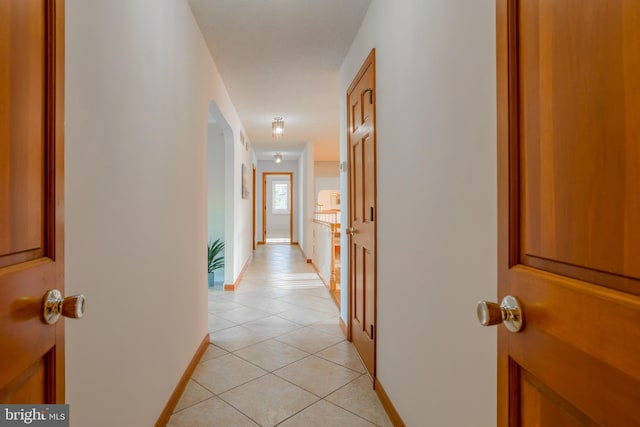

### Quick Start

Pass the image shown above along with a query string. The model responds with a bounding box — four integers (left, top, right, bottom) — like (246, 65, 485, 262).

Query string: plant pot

(208, 272, 215, 287)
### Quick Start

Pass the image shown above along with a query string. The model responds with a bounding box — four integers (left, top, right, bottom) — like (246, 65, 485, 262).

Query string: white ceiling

(187, 0, 372, 161)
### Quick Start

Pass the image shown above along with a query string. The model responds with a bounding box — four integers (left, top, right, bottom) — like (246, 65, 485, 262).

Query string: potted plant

(208, 238, 225, 287)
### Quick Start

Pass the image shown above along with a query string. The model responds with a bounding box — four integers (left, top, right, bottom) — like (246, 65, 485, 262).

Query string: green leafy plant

(208, 238, 225, 273)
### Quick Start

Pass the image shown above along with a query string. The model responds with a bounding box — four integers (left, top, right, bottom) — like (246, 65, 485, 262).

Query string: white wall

(312, 222, 334, 286)
(65, 0, 250, 425)
(316, 177, 340, 193)
(206, 100, 253, 287)
(315, 161, 340, 209)
(299, 143, 315, 260)
(340, 0, 497, 425)
(229, 136, 254, 284)
(315, 161, 340, 177)
(208, 121, 226, 283)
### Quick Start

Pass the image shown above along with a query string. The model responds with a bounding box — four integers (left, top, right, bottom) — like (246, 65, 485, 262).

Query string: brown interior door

(496, 0, 640, 425)
(347, 49, 376, 377)
(0, 0, 66, 403)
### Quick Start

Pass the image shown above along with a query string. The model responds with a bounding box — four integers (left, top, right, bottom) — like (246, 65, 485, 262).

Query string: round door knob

(42, 289, 86, 325)
(477, 295, 524, 332)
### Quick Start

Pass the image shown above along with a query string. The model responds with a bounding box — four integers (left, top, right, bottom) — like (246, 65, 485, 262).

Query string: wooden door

(347, 49, 376, 377)
(496, 1, 640, 425)
(0, 0, 66, 403)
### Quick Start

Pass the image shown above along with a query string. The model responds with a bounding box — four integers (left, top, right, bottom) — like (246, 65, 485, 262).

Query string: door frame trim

(496, 1, 518, 424)
(252, 165, 257, 250)
(261, 172, 293, 244)
(52, 0, 66, 403)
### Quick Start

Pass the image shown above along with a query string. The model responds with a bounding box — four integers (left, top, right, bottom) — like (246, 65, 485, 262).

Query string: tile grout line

(173, 245, 390, 426)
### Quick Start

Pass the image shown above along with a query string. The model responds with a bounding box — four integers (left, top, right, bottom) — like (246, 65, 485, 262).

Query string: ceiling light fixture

(274, 153, 283, 164)
(272, 117, 284, 139)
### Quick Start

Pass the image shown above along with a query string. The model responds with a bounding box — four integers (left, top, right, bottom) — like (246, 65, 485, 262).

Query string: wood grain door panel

(0, 0, 65, 404)
(517, 0, 640, 294)
(518, 367, 592, 427)
(348, 50, 376, 377)
(0, 0, 47, 269)
(353, 246, 363, 324)
(497, 0, 640, 425)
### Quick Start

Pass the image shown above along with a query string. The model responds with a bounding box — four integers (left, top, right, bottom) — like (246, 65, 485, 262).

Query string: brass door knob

(42, 289, 86, 325)
(477, 295, 523, 332)
(345, 227, 358, 235)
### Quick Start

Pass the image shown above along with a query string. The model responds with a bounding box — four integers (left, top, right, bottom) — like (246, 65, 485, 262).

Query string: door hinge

(370, 324, 374, 339)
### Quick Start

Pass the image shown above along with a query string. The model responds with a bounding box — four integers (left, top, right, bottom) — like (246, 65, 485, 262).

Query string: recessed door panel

(354, 245, 363, 324)
(363, 135, 375, 225)
(353, 141, 363, 223)
(0, 0, 46, 268)
(519, 368, 589, 427)
(518, 0, 640, 294)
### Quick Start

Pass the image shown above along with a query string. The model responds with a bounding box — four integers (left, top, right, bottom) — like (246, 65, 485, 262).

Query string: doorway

(207, 101, 234, 287)
(262, 172, 293, 244)
(252, 165, 257, 250)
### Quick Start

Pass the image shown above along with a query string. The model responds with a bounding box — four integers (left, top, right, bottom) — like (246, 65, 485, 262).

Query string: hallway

(168, 245, 392, 426)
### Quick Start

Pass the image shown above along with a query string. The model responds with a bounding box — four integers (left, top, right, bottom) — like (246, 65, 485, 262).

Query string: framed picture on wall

(241, 163, 250, 199)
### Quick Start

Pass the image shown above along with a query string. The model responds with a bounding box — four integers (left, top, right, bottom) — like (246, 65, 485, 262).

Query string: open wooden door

(0, 0, 69, 403)
(347, 49, 376, 378)
(493, 1, 640, 425)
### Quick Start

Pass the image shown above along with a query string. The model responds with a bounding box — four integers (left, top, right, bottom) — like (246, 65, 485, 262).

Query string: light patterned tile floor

(168, 244, 392, 427)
